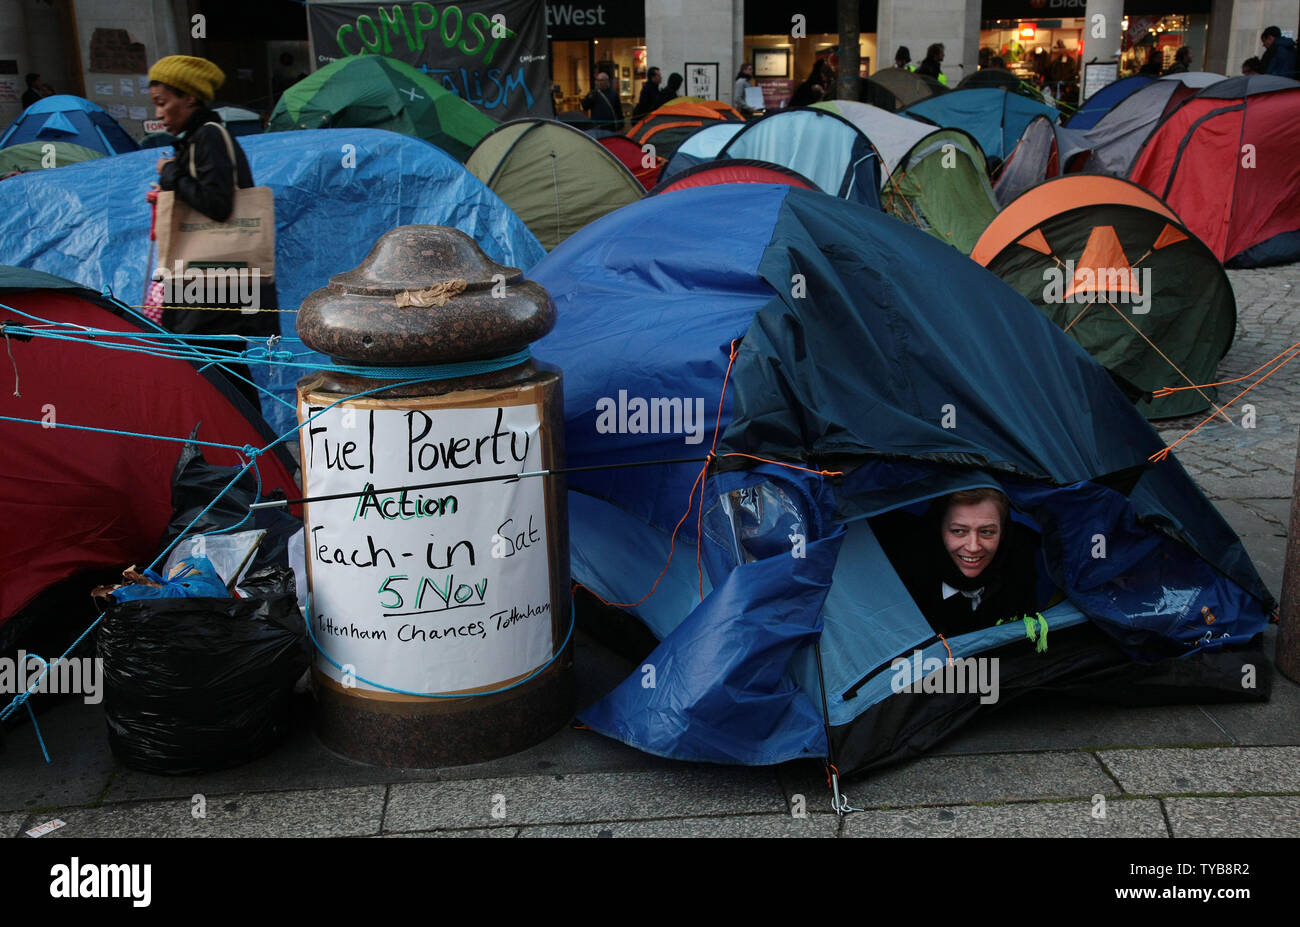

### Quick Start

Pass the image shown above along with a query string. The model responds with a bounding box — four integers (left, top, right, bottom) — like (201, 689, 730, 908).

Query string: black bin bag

(99, 566, 308, 775)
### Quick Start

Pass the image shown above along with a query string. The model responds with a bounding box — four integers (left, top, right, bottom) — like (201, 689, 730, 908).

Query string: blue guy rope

(0, 318, 539, 758)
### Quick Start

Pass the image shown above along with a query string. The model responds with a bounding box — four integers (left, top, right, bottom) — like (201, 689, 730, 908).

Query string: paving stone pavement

(2, 265, 1297, 839)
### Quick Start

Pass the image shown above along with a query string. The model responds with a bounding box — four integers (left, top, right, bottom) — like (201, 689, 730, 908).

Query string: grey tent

(1055, 73, 1224, 176)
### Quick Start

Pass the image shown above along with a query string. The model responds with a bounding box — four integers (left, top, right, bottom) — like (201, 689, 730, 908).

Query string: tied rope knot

(241, 444, 264, 459)
(4, 652, 48, 713)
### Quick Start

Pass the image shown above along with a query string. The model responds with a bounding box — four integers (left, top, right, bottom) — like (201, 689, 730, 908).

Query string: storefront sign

(983, 0, 1207, 16)
(759, 79, 793, 110)
(306, 1, 550, 119)
(545, 2, 644, 38)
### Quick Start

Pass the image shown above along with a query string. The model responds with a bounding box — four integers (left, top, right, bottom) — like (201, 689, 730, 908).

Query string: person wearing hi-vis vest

(148, 54, 278, 409)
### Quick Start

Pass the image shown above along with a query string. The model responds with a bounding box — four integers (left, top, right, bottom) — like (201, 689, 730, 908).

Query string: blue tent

(529, 183, 1272, 774)
(1066, 76, 1154, 130)
(0, 95, 139, 155)
(660, 122, 747, 180)
(0, 128, 545, 435)
(902, 87, 1059, 166)
(717, 108, 882, 208)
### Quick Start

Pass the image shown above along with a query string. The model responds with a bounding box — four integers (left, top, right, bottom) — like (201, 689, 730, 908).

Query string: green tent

(882, 128, 997, 253)
(971, 175, 1236, 419)
(814, 101, 996, 253)
(0, 141, 104, 174)
(466, 119, 644, 250)
(267, 55, 496, 162)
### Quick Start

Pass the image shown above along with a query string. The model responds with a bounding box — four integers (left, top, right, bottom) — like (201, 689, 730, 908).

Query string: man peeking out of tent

(875, 489, 1044, 639)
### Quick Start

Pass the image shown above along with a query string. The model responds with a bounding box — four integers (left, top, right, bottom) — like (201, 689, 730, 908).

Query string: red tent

(1130, 76, 1300, 266)
(650, 159, 817, 196)
(0, 269, 299, 625)
(596, 134, 661, 190)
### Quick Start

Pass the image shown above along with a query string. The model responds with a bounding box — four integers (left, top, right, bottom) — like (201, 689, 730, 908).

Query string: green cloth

(268, 54, 497, 162)
(0, 141, 104, 174)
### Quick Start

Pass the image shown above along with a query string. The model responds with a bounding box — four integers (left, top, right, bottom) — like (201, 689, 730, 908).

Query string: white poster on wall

(95, 80, 113, 96)
(301, 401, 553, 695)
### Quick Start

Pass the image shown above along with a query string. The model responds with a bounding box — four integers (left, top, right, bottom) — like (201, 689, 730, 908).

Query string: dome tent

(993, 114, 1060, 208)
(529, 183, 1272, 775)
(1054, 74, 1211, 176)
(267, 55, 497, 161)
(625, 101, 744, 162)
(466, 118, 645, 250)
(865, 67, 948, 111)
(0, 95, 139, 155)
(815, 100, 996, 252)
(592, 133, 661, 189)
(650, 159, 816, 196)
(0, 266, 299, 628)
(901, 87, 1059, 169)
(717, 108, 882, 208)
(971, 175, 1236, 419)
(1066, 75, 1154, 130)
(1130, 75, 1300, 267)
(659, 121, 746, 180)
(0, 141, 104, 174)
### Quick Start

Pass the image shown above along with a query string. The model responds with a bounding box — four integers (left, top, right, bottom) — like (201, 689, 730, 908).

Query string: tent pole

(814, 639, 860, 815)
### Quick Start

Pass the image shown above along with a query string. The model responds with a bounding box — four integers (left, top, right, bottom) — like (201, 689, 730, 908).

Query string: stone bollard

(1277, 428, 1300, 683)
(295, 226, 572, 766)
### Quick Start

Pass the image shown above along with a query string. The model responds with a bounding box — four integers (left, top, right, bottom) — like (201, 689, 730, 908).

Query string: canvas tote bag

(154, 122, 276, 280)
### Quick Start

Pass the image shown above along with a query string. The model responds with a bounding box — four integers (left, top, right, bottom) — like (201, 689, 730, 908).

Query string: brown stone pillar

(295, 226, 572, 767)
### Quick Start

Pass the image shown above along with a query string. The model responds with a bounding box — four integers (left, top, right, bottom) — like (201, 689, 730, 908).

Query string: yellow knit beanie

(148, 55, 225, 105)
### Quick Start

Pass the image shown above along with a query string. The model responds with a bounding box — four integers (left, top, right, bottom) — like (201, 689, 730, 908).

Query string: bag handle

(186, 121, 239, 188)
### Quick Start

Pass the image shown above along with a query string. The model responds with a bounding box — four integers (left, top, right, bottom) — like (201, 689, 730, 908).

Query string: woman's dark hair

(665, 72, 683, 92)
(1175, 46, 1192, 63)
(925, 43, 944, 61)
(735, 63, 753, 80)
(148, 80, 190, 100)
(895, 46, 911, 66)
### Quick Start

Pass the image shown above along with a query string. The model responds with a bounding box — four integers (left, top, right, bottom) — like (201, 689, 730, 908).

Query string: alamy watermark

(1042, 261, 1151, 314)
(890, 651, 999, 705)
(594, 389, 706, 444)
(153, 262, 262, 313)
(0, 652, 102, 705)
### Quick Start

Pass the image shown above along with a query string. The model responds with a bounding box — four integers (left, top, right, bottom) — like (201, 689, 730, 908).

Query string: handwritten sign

(301, 400, 553, 694)
(306, 1, 550, 120)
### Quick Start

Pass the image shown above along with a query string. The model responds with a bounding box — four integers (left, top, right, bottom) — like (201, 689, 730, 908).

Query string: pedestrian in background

(916, 43, 947, 84)
(582, 71, 623, 130)
(21, 73, 53, 109)
(733, 62, 755, 116)
(1163, 46, 1192, 75)
(633, 66, 662, 118)
(655, 72, 683, 108)
(1260, 26, 1299, 79)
